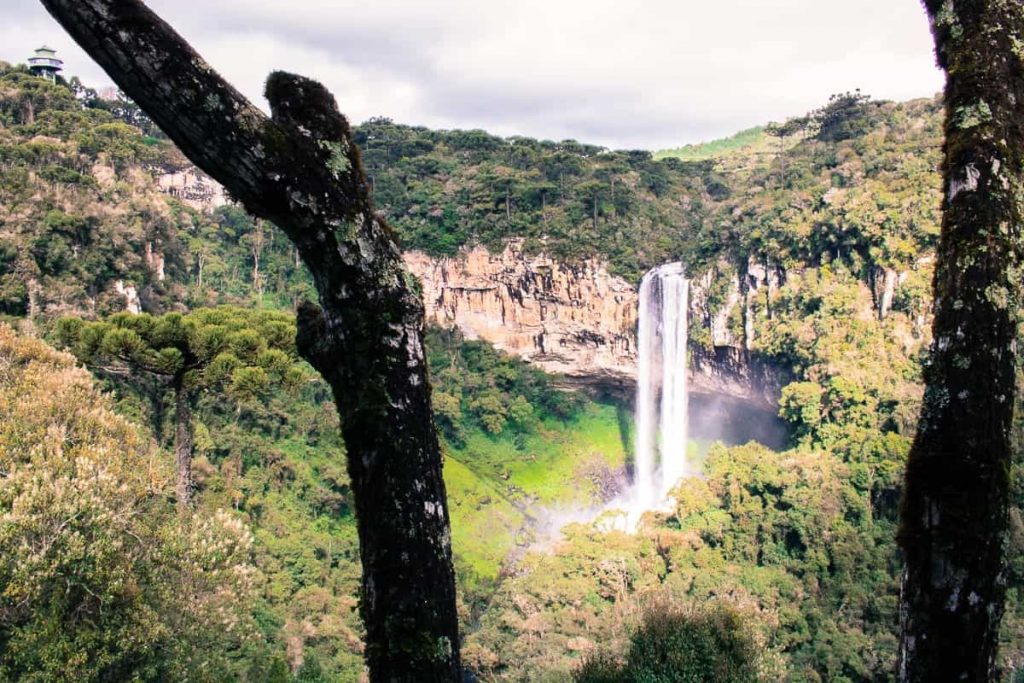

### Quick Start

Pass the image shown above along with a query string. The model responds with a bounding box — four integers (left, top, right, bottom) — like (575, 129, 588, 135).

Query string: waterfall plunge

(632, 263, 691, 513)
(566, 262, 692, 533)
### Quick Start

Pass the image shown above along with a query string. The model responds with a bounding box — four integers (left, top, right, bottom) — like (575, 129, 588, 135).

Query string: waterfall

(634, 271, 659, 508)
(633, 262, 691, 511)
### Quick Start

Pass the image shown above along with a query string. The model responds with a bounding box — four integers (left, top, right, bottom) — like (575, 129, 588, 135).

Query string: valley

(0, 56, 1021, 683)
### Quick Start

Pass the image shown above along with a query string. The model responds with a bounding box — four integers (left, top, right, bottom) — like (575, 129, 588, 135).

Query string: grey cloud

(2, 0, 943, 150)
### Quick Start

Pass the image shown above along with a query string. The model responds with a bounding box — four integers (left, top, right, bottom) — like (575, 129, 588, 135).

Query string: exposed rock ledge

(152, 169, 780, 410)
(403, 241, 780, 409)
(156, 166, 227, 210)
(405, 241, 637, 376)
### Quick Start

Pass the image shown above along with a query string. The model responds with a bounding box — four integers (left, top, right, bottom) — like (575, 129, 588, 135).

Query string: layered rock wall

(404, 241, 637, 382)
(404, 242, 780, 407)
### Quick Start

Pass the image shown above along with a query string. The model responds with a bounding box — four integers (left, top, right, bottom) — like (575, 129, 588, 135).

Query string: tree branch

(37, 1, 462, 680)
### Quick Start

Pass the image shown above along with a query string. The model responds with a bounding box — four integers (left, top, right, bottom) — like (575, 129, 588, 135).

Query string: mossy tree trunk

(36, 1, 462, 680)
(899, 1, 1024, 680)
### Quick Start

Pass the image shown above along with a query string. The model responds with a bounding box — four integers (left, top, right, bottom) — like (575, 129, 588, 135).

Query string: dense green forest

(0, 59, 1022, 682)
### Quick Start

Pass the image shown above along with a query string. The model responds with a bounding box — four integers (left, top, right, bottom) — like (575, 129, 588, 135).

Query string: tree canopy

(55, 307, 305, 508)
(0, 323, 258, 681)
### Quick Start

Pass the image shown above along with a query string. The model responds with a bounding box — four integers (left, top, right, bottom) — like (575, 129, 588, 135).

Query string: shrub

(0, 324, 259, 681)
(575, 601, 761, 683)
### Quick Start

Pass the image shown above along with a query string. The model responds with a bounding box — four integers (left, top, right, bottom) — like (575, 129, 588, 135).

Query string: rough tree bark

(36, 1, 462, 680)
(899, 1, 1024, 681)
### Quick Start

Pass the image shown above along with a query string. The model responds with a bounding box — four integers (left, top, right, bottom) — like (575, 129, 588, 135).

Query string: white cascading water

(519, 264, 693, 539)
(633, 270, 659, 509)
(658, 265, 690, 497)
(631, 262, 691, 514)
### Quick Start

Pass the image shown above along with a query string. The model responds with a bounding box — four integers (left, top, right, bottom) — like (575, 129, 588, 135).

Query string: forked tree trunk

(173, 377, 193, 510)
(899, 2, 1024, 681)
(35, 2, 462, 680)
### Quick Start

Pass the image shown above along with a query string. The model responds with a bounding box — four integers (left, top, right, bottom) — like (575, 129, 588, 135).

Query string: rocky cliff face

(403, 241, 780, 408)
(157, 166, 227, 210)
(153, 170, 782, 408)
(404, 241, 638, 382)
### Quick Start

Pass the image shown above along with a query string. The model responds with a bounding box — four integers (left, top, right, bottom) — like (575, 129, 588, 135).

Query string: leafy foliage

(426, 326, 583, 440)
(53, 306, 304, 399)
(0, 63, 186, 320)
(0, 324, 259, 682)
(354, 118, 716, 278)
(575, 602, 762, 683)
(464, 440, 898, 681)
(810, 91, 874, 143)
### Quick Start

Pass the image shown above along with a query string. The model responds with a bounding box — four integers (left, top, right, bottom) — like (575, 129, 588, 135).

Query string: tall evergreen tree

(899, 1, 1024, 680)
(55, 307, 303, 510)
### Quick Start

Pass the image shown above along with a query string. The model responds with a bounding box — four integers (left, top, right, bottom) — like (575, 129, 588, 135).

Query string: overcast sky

(2, 0, 943, 150)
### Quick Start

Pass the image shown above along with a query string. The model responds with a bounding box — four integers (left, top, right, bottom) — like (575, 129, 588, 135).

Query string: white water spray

(630, 262, 691, 516)
(541, 262, 692, 535)
(633, 271, 659, 509)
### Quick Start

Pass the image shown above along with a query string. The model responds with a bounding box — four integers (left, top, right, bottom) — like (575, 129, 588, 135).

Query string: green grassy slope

(654, 126, 768, 162)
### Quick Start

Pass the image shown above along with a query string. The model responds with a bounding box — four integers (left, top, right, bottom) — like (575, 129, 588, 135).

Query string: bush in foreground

(575, 601, 762, 683)
(0, 324, 260, 682)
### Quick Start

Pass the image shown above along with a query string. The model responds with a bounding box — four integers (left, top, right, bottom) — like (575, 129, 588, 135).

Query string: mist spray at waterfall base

(619, 262, 692, 527)
(530, 263, 694, 541)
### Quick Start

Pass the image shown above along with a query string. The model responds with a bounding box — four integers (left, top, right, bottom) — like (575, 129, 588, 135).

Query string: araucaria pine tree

(55, 307, 304, 509)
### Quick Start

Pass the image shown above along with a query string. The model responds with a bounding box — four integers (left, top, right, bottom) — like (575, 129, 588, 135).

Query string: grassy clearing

(655, 127, 767, 162)
(444, 402, 628, 583)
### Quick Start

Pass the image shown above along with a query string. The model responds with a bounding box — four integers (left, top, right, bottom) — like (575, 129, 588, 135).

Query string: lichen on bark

(899, 1, 1024, 681)
(34, 1, 463, 680)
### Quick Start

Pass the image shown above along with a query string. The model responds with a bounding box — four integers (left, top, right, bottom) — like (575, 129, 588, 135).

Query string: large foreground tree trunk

(899, 1, 1024, 681)
(36, 2, 462, 680)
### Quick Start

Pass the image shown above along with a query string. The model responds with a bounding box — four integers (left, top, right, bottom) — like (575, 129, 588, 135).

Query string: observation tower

(28, 46, 63, 82)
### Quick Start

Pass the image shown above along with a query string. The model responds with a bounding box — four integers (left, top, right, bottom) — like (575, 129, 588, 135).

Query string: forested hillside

(0, 58, 1022, 682)
(357, 92, 943, 289)
(0, 61, 633, 678)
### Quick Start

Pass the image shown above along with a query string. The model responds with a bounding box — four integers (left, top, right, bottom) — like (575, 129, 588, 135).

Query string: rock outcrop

(157, 166, 227, 209)
(404, 241, 781, 408)
(405, 241, 637, 384)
